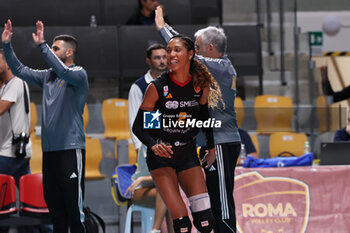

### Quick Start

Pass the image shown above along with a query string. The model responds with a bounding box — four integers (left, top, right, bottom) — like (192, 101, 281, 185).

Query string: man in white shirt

(0, 49, 32, 185)
(128, 43, 167, 153)
(0, 49, 49, 233)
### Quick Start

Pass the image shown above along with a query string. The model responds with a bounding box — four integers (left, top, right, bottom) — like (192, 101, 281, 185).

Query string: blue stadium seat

(124, 204, 155, 233)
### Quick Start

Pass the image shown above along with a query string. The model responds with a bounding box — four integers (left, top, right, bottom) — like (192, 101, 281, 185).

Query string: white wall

(298, 11, 350, 51)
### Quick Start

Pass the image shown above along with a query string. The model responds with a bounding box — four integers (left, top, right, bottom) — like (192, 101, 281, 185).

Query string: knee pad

(189, 193, 211, 212)
(189, 193, 215, 233)
(173, 216, 192, 233)
(192, 209, 216, 233)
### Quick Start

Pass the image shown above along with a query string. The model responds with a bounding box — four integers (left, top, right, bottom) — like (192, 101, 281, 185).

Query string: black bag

(83, 206, 106, 233)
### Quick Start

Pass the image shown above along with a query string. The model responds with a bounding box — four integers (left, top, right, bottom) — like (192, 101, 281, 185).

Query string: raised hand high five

(32, 20, 45, 45)
(2, 19, 13, 43)
(155, 6, 166, 30)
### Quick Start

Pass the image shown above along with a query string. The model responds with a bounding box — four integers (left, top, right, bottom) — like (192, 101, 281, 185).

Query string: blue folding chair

(124, 204, 155, 233)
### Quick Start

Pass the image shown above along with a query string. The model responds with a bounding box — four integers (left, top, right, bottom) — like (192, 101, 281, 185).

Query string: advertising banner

(234, 166, 350, 233)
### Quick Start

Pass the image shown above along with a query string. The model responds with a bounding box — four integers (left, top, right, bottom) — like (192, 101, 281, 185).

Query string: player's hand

(151, 142, 173, 158)
(155, 6, 166, 30)
(2, 19, 13, 43)
(32, 20, 45, 45)
(126, 177, 143, 198)
(202, 148, 216, 169)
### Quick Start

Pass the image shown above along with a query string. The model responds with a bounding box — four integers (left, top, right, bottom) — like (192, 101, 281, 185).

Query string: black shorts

(146, 139, 201, 173)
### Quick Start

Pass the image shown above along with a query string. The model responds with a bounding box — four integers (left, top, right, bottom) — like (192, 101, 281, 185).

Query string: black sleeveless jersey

(151, 71, 203, 143)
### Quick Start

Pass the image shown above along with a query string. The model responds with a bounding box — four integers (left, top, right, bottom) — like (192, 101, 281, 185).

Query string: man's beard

(60, 57, 67, 64)
(0, 72, 5, 81)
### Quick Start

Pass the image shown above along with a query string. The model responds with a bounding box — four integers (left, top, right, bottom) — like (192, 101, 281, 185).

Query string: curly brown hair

(171, 34, 224, 109)
(191, 59, 225, 109)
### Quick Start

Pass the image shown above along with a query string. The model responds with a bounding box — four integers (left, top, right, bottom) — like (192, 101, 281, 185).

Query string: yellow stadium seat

(115, 139, 137, 164)
(235, 97, 244, 127)
(30, 102, 38, 135)
(317, 95, 342, 132)
(254, 95, 293, 134)
(30, 132, 104, 180)
(128, 141, 137, 164)
(85, 138, 105, 180)
(269, 132, 308, 158)
(30, 136, 42, 174)
(249, 133, 260, 157)
(102, 98, 131, 140)
(83, 104, 89, 132)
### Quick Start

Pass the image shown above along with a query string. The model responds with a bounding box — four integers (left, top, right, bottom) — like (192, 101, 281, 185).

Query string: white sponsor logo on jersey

(179, 100, 199, 108)
(165, 100, 198, 109)
(165, 101, 179, 109)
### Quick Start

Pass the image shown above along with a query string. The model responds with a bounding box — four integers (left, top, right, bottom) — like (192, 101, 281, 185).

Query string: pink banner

(234, 166, 350, 233)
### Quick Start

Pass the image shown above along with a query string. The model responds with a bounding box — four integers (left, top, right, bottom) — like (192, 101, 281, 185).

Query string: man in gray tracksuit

(2, 19, 88, 233)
